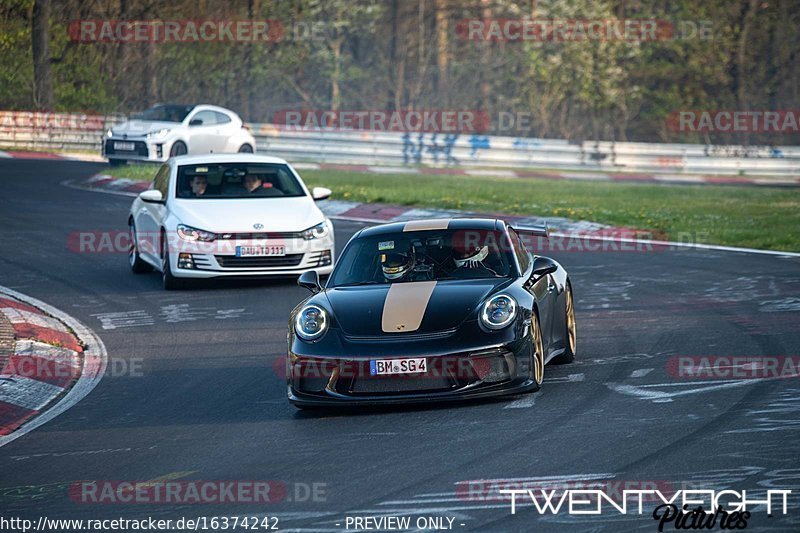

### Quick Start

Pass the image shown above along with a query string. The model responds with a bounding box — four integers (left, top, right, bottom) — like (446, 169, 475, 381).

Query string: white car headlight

(480, 294, 517, 330)
(105, 128, 113, 138)
(301, 221, 329, 240)
(146, 128, 170, 139)
(177, 224, 216, 242)
(295, 305, 328, 340)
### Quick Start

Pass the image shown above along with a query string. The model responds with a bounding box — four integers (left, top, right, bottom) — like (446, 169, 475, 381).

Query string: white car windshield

(132, 104, 194, 122)
(176, 163, 307, 199)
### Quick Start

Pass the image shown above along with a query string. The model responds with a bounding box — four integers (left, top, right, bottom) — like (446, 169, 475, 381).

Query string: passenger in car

(190, 175, 208, 197)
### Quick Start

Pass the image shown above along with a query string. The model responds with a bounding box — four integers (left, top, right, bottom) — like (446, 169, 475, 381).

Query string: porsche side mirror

(139, 189, 164, 204)
(531, 256, 558, 278)
(298, 270, 322, 293)
(312, 187, 332, 201)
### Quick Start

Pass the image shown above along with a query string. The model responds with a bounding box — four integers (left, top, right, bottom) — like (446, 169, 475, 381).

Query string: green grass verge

(110, 164, 800, 252)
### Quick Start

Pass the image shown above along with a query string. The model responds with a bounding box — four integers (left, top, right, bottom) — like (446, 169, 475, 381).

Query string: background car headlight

(146, 128, 170, 139)
(105, 128, 113, 138)
(295, 305, 328, 340)
(480, 294, 517, 330)
(177, 224, 216, 242)
(301, 221, 329, 240)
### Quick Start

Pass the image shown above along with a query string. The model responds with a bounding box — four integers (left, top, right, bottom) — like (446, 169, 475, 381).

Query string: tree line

(1, 0, 799, 145)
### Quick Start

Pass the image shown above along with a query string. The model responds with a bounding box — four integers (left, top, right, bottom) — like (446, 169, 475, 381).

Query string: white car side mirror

(311, 187, 332, 201)
(140, 189, 164, 204)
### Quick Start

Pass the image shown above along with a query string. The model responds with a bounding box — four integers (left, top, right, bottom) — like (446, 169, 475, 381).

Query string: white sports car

(127, 154, 335, 289)
(104, 104, 256, 165)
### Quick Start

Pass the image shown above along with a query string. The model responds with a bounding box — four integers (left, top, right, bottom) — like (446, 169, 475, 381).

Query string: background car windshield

(133, 104, 194, 122)
(329, 229, 515, 286)
(176, 163, 306, 199)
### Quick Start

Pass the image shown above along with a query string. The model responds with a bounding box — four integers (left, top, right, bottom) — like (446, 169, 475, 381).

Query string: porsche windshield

(329, 229, 516, 286)
(132, 104, 194, 122)
(176, 163, 306, 199)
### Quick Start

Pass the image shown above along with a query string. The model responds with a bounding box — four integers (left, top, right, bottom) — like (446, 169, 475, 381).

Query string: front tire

(128, 220, 152, 274)
(551, 281, 576, 364)
(169, 141, 187, 157)
(161, 231, 183, 290)
(529, 311, 545, 390)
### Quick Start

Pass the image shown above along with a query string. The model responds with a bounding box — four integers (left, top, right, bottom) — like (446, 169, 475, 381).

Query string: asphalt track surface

(1, 159, 800, 532)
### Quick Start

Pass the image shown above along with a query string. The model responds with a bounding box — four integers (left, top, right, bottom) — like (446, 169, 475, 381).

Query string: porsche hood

(322, 278, 510, 336)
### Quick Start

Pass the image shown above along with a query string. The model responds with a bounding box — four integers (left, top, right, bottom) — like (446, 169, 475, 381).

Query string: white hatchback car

(104, 104, 256, 165)
(127, 154, 335, 289)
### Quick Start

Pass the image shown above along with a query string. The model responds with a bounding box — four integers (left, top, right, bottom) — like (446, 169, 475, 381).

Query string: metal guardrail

(1, 110, 799, 176)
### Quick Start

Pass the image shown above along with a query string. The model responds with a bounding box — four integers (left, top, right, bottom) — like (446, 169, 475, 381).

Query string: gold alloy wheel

(532, 314, 545, 385)
(566, 285, 577, 355)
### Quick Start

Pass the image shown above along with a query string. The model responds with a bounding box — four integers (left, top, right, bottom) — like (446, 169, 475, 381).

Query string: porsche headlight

(301, 221, 329, 240)
(295, 305, 328, 340)
(480, 294, 517, 330)
(177, 224, 216, 242)
(146, 128, 170, 139)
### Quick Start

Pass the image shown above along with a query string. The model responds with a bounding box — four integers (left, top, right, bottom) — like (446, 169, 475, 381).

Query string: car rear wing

(511, 222, 550, 239)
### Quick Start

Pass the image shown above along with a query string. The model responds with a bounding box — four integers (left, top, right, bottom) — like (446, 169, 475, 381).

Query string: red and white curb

(0, 287, 107, 447)
(67, 173, 800, 258)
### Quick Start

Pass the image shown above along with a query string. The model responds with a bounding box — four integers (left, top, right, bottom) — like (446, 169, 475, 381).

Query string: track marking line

(503, 391, 540, 409)
(546, 372, 585, 383)
(630, 368, 654, 378)
(0, 286, 107, 448)
(607, 379, 758, 403)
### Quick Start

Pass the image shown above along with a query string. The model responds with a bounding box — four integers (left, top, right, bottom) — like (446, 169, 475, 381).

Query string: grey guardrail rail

(1, 110, 798, 176)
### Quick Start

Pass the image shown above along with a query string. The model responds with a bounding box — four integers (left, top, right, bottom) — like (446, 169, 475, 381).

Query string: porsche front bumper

(287, 338, 536, 407)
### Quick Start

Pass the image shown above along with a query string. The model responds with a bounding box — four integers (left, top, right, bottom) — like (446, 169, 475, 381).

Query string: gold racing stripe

(381, 281, 438, 333)
(403, 219, 451, 232)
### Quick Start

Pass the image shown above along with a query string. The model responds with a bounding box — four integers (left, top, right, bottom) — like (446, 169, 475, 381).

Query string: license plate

(113, 141, 135, 151)
(370, 357, 427, 376)
(236, 245, 286, 257)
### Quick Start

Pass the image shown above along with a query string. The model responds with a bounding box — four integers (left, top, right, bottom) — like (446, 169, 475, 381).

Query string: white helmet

(454, 245, 489, 268)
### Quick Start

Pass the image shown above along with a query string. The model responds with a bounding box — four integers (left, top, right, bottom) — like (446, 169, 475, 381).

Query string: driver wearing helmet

(381, 248, 416, 282)
(452, 243, 497, 277)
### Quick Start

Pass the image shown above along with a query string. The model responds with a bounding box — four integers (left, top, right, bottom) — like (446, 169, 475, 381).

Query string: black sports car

(286, 218, 576, 407)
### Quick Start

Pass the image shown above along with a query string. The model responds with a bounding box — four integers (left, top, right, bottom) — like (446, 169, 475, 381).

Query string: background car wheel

(551, 281, 577, 364)
(161, 232, 183, 290)
(169, 141, 187, 157)
(529, 311, 545, 390)
(128, 221, 152, 274)
(109, 159, 126, 167)
(238, 144, 254, 153)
